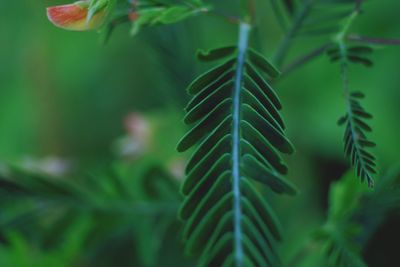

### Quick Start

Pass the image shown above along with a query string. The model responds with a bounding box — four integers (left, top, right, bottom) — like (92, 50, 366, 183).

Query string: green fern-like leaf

(337, 92, 376, 187)
(328, 43, 377, 187)
(177, 23, 296, 267)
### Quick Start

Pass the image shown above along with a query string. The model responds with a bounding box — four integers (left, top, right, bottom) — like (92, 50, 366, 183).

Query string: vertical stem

(335, 8, 360, 119)
(232, 22, 251, 267)
(334, 6, 360, 96)
(336, 8, 359, 136)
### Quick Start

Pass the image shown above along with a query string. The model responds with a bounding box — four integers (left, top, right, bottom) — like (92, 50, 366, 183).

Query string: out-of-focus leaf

(130, 3, 209, 36)
(328, 171, 369, 222)
(312, 171, 369, 267)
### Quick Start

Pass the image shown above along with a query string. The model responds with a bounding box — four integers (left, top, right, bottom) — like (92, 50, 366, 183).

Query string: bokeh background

(0, 0, 399, 266)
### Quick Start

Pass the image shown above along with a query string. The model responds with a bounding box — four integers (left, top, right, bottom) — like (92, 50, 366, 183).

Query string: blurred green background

(0, 0, 399, 266)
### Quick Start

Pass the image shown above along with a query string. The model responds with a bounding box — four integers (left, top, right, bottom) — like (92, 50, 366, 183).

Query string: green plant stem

(335, 9, 359, 122)
(281, 42, 332, 76)
(347, 34, 400, 46)
(232, 22, 251, 267)
(207, 9, 242, 25)
(335, 11, 358, 45)
(335, 9, 359, 116)
(273, 0, 313, 67)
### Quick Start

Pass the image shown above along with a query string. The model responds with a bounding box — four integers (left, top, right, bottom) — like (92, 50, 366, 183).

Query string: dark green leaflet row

(338, 91, 376, 187)
(327, 45, 374, 67)
(177, 46, 296, 267)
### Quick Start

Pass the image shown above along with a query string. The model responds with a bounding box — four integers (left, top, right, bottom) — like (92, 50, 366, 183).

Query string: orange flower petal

(47, 1, 106, 31)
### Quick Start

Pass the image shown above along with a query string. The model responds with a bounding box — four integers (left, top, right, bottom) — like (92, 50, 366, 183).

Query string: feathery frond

(328, 43, 377, 187)
(177, 23, 296, 267)
(337, 92, 376, 187)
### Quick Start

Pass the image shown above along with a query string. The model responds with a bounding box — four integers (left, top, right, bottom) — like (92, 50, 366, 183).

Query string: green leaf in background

(0, 158, 182, 267)
(328, 171, 369, 222)
(313, 172, 369, 267)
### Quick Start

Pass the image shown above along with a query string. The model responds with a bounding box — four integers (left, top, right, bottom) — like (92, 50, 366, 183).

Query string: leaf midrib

(232, 22, 251, 267)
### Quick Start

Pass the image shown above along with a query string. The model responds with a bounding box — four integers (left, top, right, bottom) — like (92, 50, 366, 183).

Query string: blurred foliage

(0, 0, 399, 266)
(0, 159, 187, 267)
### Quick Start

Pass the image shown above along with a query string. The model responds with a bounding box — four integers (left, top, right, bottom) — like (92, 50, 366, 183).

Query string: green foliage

(327, 171, 369, 222)
(300, 0, 356, 37)
(337, 92, 376, 187)
(311, 168, 400, 267)
(272, 0, 363, 67)
(130, 0, 209, 36)
(100, 0, 209, 41)
(354, 166, 400, 242)
(177, 23, 296, 267)
(328, 42, 377, 187)
(0, 160, 182, 267)
(88, 0, 112, 22)
(1, 0, 400, 266)
(313, 172, 369, 267)
(0, 220, 90, 267)
(314, 224, 367, 267)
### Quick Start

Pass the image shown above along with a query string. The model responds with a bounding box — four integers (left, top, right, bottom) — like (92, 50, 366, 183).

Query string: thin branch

(281, 43, 332, 76)
(272, 0, 313, 67)
(347, 34, 400, 46)
(206, 9, 242, 25)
